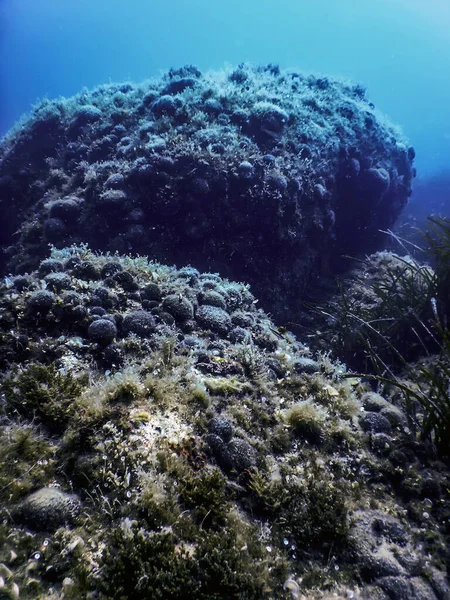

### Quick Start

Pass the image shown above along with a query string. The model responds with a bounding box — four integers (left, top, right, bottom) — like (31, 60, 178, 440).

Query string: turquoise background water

(1, 0, 450, 181)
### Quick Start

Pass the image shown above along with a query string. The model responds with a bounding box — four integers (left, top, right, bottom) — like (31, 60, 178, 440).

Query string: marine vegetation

(0, 64, 447, 600)
(315, 216, 450, 458)
(0, 246, 447, 600)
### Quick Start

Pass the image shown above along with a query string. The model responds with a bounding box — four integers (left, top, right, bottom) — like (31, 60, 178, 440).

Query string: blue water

(1, 0, 450, 182)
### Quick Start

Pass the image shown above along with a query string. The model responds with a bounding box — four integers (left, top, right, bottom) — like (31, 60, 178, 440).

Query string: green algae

(1, 364, 82, 430)
(99, 522, 282, 600)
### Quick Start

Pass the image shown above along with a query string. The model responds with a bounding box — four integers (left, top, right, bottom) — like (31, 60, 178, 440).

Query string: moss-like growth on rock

(99, 522, 278, 600)
(286, 400, 328, 444)
(248, 460, 350, 555)
(1, 363, 82, 429)
(0, 424, 56, 503)
(178, 467, 229, 528)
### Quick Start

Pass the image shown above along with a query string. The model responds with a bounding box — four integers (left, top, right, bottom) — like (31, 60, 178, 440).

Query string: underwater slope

(0, 246, 448, 599)
(0, 64, 414, 320)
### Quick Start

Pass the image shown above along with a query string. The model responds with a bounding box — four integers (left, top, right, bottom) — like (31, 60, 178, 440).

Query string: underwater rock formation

(2, 63, 446, 600)
(0, 64, 414, 319)
(0, 246, 448, 599)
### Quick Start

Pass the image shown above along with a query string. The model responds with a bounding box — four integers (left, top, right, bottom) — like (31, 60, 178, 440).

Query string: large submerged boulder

(0, 63, 414, 319)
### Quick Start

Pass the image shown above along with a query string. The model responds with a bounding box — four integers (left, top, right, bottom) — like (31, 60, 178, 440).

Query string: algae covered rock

(208, 416, 234, 442)
(196, 304, 232, 336)
(348, 510, 444, 599)
(122, 310, 155, 337)
(17, 487, 81, 532)
(0, 64, 414, 320)
(27, 289, 56, 314)
(88, 318, 117, 345)
(0, 247, 448, 600)
(162, 294, 194, 321)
